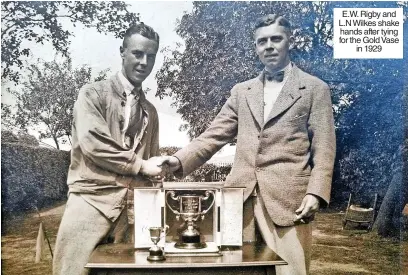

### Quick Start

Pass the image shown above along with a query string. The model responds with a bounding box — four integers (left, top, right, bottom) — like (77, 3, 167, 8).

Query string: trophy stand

(176, 220, 204, 249)
(133, 182, 245, 257)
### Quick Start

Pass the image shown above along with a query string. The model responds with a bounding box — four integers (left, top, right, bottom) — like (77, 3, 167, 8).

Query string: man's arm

(74, 85, 162, 177)
(172, 87, 240, 177)
(306, 82, 336, 204)
(294, 82, 336, 222)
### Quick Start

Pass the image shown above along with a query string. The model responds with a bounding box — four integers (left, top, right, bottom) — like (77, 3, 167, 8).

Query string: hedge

(1, 142, 70, 214)
(164, 163, 232, 182)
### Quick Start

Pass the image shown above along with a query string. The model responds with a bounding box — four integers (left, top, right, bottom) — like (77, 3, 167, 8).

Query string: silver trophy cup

(147, 226, 168, 261)
(166, 190, 215, 249)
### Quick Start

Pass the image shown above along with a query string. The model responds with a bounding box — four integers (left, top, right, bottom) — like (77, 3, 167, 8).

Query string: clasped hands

(139, 156, 181, 185)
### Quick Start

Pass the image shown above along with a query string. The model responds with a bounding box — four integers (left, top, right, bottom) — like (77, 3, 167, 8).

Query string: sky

(1, 1, 236, 158)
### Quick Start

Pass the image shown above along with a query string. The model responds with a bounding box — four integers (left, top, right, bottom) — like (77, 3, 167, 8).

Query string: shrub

(1, 142, 70, 214)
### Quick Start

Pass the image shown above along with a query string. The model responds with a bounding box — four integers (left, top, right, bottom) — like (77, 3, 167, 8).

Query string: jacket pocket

(293, 172, 311, 178)
(287, 113, 308, 124)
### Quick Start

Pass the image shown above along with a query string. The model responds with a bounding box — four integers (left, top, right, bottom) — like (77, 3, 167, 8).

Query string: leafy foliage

(156, 1, 407, 208)
(1, 130, 39, 146)
(159, 146, 181, 156)
(1, 142, 70, 214)
(1, 1, 139, 83)
(188, 163, 231, 182)
(2, 58, 108, 149)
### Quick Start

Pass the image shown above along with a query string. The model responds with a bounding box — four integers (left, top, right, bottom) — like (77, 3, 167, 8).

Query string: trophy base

(147, 254, 166, 261)
(147, 247, 166, 261)
(165, 242, 220, 256)
(174, 241, 207, 249)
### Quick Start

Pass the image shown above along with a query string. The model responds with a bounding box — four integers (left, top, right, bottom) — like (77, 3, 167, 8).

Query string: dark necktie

(265, 70, 285, 82)
(125, 88, 142, 148)
(129, 88, 141, 122)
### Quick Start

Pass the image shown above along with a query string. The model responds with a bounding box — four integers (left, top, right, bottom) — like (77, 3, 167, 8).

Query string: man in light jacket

(162, 14, 336, 275)
(53, 23, 165, 275)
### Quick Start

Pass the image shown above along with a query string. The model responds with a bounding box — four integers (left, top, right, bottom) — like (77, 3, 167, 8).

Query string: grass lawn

(1, 203, 407, 275)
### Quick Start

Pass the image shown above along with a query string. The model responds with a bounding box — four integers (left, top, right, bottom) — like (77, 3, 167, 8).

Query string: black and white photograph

(1, 1, 407, 274)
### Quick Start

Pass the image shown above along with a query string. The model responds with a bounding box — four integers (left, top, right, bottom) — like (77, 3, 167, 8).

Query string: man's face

(254, 23, 293, 72)
(120, 34, 159, 86)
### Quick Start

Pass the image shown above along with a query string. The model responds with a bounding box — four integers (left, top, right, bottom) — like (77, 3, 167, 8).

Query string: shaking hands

(139, 156, 181, 177)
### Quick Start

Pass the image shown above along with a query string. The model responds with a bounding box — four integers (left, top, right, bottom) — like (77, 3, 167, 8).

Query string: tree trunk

(52, 135, 60, 150)
(67, 134, 72, 146)
(372, 170, 404, 237)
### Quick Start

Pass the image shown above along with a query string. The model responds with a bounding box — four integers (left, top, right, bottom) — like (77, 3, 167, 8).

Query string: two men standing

(55, 14, 335, 275)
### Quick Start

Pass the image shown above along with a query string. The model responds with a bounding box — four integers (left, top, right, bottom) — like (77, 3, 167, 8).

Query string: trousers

(244, 193, 312, 275)
(53, 193, 129, 275)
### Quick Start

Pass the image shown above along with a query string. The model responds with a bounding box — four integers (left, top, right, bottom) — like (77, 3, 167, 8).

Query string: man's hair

(122, 23, 160, 48)
(254, 14, 292, 36)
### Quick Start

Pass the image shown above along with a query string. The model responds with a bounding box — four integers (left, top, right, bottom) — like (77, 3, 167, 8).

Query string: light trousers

(53, 193, 129, 275)
(244, 194, 312, 275)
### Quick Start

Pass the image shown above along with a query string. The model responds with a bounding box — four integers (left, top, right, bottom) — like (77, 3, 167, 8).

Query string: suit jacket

(68, 73, 160, 222)
(174, 65, 336, 226)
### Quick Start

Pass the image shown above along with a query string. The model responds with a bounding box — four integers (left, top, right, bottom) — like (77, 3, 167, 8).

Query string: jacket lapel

(265, 65, 302, 124)
(245, 74, 265, 128)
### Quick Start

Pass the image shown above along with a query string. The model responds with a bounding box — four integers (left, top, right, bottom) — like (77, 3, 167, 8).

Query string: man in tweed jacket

(163, 14, 336, 275)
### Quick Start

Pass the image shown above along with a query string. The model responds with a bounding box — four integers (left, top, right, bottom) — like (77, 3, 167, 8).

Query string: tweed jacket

(67, 73, 160, 222)
(174, 65, 336, 226)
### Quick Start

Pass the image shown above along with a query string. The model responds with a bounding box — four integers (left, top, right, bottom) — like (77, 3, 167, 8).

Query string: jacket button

(122, 92, 126, 97)
(256, 167, 261, 172)
(121, 101, 125, 107)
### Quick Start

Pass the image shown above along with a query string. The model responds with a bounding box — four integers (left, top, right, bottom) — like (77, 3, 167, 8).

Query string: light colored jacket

(175, 65, 336, 226)
(68, 74, 159, 221)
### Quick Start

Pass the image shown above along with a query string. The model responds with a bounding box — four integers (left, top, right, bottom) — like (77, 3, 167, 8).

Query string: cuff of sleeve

(126, 154, 143, 176)
(306, 193, 328, 208)
(173, 148, 203, 177)
(172, 156, 184, 179)
(306, 182, 331, 208)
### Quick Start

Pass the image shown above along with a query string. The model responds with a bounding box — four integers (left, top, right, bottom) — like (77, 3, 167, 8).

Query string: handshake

(140, 156, 181, 177)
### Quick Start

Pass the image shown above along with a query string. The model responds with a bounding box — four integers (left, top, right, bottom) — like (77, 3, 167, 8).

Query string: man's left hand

(294, 194, 320, 224)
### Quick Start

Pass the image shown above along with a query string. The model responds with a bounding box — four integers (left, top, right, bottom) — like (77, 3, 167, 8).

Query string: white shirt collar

(117, 71, 137, 96)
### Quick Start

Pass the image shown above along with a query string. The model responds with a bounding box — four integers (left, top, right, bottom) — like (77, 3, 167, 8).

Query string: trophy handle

(163, 224, 170, 235)
(201, 190, 215, 216)
(161, 224, 170, 239)
(165, 191, 180, 219)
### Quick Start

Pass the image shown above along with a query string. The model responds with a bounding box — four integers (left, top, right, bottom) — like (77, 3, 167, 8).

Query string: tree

(156, 1, 408, 235)
(372, 168, 406, 237)
(2, 58, 109, 149)
(1, 1, 139, 83)
(372, 70, 408, 237)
